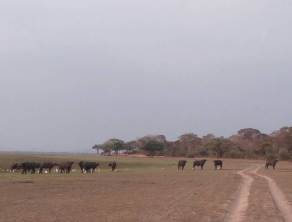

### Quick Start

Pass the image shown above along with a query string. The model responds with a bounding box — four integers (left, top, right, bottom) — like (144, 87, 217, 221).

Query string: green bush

(279, 149, 290, 160)
(223, 150, 245, 159)
(199, 150, 209, 157)
(187, 154, 195, 158)
(266, 154, 276, 161)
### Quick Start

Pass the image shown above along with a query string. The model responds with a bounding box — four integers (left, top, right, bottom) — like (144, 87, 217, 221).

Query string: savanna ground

(0, 154, 292, 222)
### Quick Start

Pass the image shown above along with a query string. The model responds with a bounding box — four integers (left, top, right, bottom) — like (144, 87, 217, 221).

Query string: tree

(140, 140, 164, 157)
(257, 142, 274, 156)
(177, 133, 202, 157)
(101, 138, 124, 155)
(237, 128, 262, 139)
(237, 128, 264, 158)
(124, 140, 138, 154)
(92, 144, 102, 155)
(204, 138, 234, 158)
(279, 127, 292, 154)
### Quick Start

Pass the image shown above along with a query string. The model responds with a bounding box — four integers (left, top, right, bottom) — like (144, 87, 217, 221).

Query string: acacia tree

(140, 140, 164, 157)
(101, 138, 124, 155)
(124, 140, 139, 154)
(204, 138, 233, 158)
(92, 144, 102, 155)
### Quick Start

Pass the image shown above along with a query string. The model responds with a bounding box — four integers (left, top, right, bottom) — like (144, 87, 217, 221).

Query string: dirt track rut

(224, 166, 255, 222)
(225, 165, 292, 222)
(252, 166, 292, 222)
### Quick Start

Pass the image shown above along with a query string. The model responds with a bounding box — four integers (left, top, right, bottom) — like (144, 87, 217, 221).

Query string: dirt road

(252, 166, 292, 222)
(226, 165, 292, 222)
(224, 166, 255, 222)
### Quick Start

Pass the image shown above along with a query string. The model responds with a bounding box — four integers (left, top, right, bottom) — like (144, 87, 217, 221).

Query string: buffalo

(265, 159, 278, 170)
(39, 162, 58, 173)
(213, 160, 223, 170)
(59, 162, 74, 173)
(193, 159, 207, 170)
(178, 160, 187, 170)
(10, 163, 20, 172)
(109, 161, 117, 171)
(78, 161, 100, 173)
(19, 162, 41, 174)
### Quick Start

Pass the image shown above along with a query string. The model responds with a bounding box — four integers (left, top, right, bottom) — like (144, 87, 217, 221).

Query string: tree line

(92, 127, 292, 160)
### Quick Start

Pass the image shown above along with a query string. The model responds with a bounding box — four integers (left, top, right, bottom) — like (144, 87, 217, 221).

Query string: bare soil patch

(1, 168, 241, 222)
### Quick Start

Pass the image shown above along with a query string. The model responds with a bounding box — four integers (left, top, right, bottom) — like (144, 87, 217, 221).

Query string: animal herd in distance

(177, 159, 279, 170)
(8, 161, 117, 174)
(6, 159, 279, 174)
(177, 160, 223, 170)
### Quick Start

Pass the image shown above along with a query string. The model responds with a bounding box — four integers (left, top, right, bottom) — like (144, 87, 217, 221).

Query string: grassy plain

(0, 154, 287, 222)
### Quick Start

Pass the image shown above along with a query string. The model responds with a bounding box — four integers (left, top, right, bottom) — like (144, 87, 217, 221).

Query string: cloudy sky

(0, 1, 291, 152)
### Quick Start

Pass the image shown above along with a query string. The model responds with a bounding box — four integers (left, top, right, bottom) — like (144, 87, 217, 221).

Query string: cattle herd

(7, 159, 279, 175)
(9, 161, 117, 174)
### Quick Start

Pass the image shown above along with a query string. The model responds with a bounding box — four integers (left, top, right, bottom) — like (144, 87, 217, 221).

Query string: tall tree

(204, 138, 234, 158)
(101, 138, 124, 155)
(92, 144, 102, 155)
(140, 140, 164, 157)
(178, 133, 202, 156)
(124, 140, 139, 154)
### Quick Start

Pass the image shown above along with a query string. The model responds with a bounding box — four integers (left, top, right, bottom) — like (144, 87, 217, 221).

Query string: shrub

(223, 150, 245, 159)
(279, 149, 290, 160)
(266, 154, 276, 161)
(199, 150, 209, 157)
(187, 154, 195, 158)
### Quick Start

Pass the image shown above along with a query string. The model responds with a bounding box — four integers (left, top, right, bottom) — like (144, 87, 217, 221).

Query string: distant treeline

(92, 127, 292, 160)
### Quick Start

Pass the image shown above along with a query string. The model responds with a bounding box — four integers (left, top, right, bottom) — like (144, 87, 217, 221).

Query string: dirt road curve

(224, 166, 255, 222)
(252, 166, 292, 222)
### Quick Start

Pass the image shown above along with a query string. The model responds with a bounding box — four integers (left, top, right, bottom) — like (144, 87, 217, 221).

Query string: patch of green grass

(0, 154, 178, 179)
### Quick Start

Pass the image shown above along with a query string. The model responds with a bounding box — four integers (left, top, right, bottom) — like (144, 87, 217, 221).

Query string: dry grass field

(0, 154, 291, 222)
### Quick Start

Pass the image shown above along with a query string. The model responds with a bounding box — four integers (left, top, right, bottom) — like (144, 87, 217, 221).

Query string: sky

(0, 1, 292, 152)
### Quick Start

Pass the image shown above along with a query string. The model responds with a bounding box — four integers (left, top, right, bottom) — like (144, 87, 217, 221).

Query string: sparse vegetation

(92, 126, 292, 160)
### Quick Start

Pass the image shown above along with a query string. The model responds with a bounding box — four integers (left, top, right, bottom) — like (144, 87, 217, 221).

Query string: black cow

(213, 160, 223, 170)
(192, 159, 207, 170)
(10, 163, 20, 172)
(265, 159, 278, 170)
(78, 161, 100, 173)
(178, 160, 187, 170)
(109, 161, 117, 171)
(59, 162, 74, 173)
(19, 162, 41, 174)
(39, 162, 58, 173)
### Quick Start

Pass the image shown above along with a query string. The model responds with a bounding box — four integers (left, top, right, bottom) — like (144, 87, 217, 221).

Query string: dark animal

(193, 159, 207, 170)
(19, 162, 41, 174)
(265, 159, 278, 169)
(39, 162, 58, 173)
(78, 161, 100, 173)
(178, 160, 187, 170)
(10, 163, 20, 172)
(213, 160, 223, 170)
(109, 161, 117, 171)
(59, 161, 74, 173)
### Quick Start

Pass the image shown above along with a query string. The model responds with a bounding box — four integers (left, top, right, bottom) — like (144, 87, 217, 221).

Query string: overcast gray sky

(0, 1, 292, 152)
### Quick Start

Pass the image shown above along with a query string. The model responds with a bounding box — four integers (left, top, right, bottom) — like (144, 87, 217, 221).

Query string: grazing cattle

(39, 162, 58, 173)
(10, 163, 20, 172)
(109, 161, 117, 171)
(59, 162, 74, 173)
(78, 161, 100, 173)
(193, 159, 207, 170)
(265, 159, 278, 170)
(178, 160, 187, 170)
(213, 160, 223, 170)
(19, 162, 41, 174)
